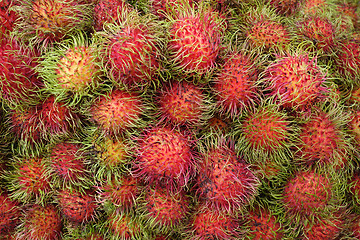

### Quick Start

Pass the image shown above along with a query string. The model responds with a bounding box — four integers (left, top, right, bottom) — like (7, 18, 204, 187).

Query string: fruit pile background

(1, 0, 360, 239)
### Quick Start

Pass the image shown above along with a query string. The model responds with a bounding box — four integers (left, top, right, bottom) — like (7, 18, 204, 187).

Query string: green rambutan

(261, 52, 328, 110)
(157, 80, 209, 127)
(16, 204, 62, 240)
(133, 125, 195, 191)
(212, 51, 259, 118)
(167, 2, 226, 76)
(196, 138, 259, 214)
(38, 32, 102, 106)
(14, 0, 92, 48)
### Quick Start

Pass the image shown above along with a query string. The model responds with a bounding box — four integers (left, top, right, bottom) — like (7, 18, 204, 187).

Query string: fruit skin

(294, 105, 351, 169)
(16, 204, 62, 240)
(0, 191, 21, 236)
(196, 138, 259, 214)
(335, 39, 360, 81)
(93, 0, 133, 31)
(301, 215, 344, 240)
(133, 125, 195, 191)
(296, 16, 335, 53)
(212, 52, 259, 118)
(14, 0, 92, 48)
(48, 141, 88, 185)
(157, 80, 209, 127)
(89, 88, 145, 136)
(97, 9, 161, 88)
(186, 203, 242, 240)
(139, 186, 190, 233)
(0, 36, 42, 108)
(0, 0, 18, 34)
(234, 99, 295, 162)
(269, 0, 300, 16)
(261, 52, 327, 110)
(281, 169, 336, 222)
(57, 188, 97, 224)
(167, 3, 226, 76)
(245, 206, 284, 240)
(5, 157, 52, 204)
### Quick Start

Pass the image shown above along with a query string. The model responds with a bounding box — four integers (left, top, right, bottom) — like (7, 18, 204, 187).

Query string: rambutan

(335, 39, 360, 80)
(0, 0, 18, 34)
(157, 80, 209, 127)
(245, 205, 284, 239)
(139, 186, 190, 232)
(16, 204, 62, 240)
(48, 141, 88, 185)
(269, 0, 300, 15)
(6, 157, 52, 204)
(294, 105, 351, 169)
(301, 214, 345, 240)
(300, 0, 327, 15)
(97, 10, 161, 88)
(14, 0, 92, 48)
(296, 16, 335, 53)
(212, 51, 259, 118)
(261, 52, 327, 110)
(196, 139, 259, 214)
(150, 0, 194, 19)
(234, 100, 295, 161)
(186, 203, 242, 239)
(38, 33, 102, 105)
(167, 3, 226, 75)
(57, 188, 97, 224)
(133, 125, 194, 191)
(93, 0, 133, 31)
(89, 88, 145, 136)
(281, 169, 337, 221)
(0, 36, 42, 108)
(0, 191, 21, 236)
(97, 174, 141, 212)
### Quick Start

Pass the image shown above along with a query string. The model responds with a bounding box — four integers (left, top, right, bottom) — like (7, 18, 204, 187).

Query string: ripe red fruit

(0, 192, 21, 236)
(57, 189, 97, 224)
(189, 204, 242, 239)
(262, 53, 327, 110)
(0, 0, 18, 34)
(133, 126, 194, 191)
(150, 0, 194, 19)
(157, 80, 207, 127)
(168, 6, 225, 74)
(269, 0, 300, 15)
(282, 170, 332, 218)
(213, 52, 259, 117)
(93, 0, 132, 31)
(17, 204, 62, 240)
(49, 141, 87, 183)
(297, 16, 335, 53)
(335, 40, 360, 79)
(196, 141, 259, 213)
(90, 89, 143, 135)
(107, 211, 143, 240)
(141, 187, 190, 231)
(302, 215, 344, 240)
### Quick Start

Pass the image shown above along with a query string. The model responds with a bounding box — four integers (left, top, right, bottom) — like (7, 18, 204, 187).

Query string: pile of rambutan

(0, 0, 360, 239)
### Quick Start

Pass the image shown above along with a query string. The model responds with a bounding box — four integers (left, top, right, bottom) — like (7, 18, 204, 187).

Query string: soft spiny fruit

(269, 0, 300, 15)
(90, 89, 144, 135)
(0, 0, 18, 34)
(196, 140, 259, 213)
(213, 52, 259, 118)
(133, 126, 194, 191)
(0, 192, 21, 236)
(335, 39, 360, 80)
(57, 189, 97, 224)
(262, 53, 327, 110)
(107, 211, 143, 240)
(302, 214, 344, 240)
(157, 80, 207, 127)
(16, 204, 62, 240)
(168, 5, 225, 75)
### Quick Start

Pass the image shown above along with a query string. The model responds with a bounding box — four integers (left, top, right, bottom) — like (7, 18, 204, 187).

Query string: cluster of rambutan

(0, 0, 360, 239)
